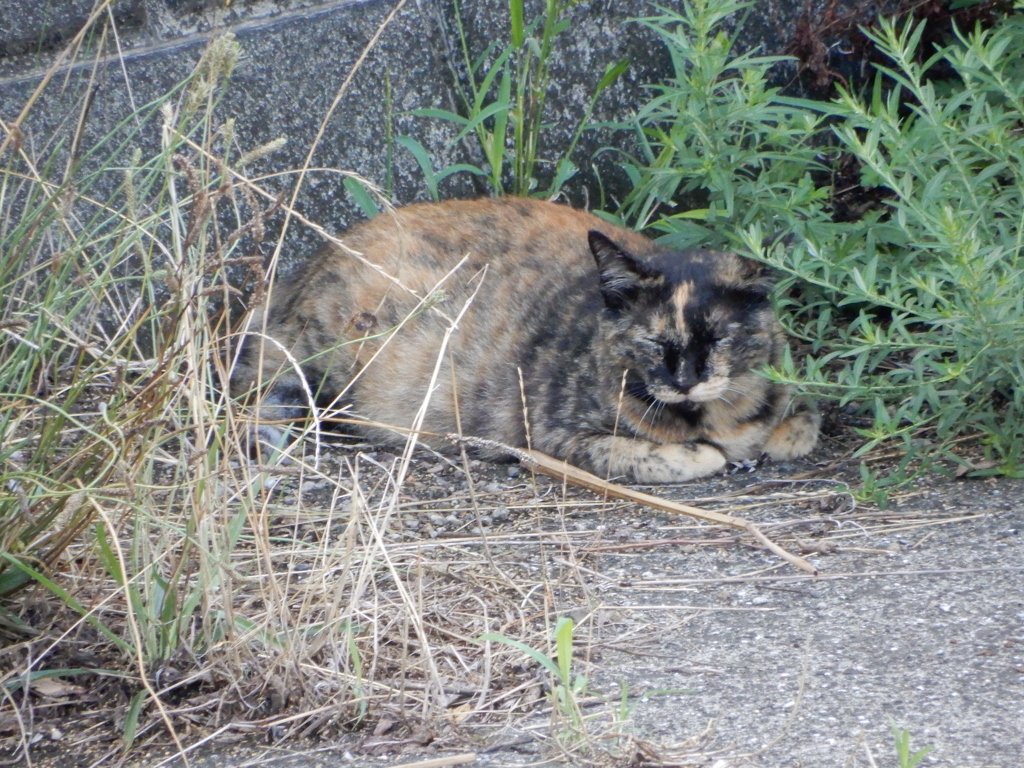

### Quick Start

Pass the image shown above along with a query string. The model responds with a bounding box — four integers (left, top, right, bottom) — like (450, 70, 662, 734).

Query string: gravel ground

(120, 453, 1023, 768)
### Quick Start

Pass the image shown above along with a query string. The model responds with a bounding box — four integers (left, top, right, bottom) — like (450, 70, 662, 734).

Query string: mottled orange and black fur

(231, 197, 818, 482)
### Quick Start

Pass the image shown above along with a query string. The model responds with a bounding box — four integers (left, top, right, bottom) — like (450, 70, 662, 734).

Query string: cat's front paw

(763, 410, 820, 460)
(631, 442, 727, 483)
(245, 423, 297, 465)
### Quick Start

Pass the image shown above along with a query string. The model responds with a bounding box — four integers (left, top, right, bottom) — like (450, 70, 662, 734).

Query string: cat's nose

(673, 375, 699, 394)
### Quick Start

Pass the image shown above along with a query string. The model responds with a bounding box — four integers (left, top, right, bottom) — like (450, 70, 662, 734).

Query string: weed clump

(387, 0, 627, 202)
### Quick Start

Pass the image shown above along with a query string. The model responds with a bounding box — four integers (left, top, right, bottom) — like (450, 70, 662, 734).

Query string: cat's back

(272, 196, 657, 348)
(332, 196, 653, 289)
(251, 197, 652, 365)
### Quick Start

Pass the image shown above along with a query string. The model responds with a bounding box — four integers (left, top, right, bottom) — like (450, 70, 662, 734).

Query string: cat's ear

(589, 231, 661, 310)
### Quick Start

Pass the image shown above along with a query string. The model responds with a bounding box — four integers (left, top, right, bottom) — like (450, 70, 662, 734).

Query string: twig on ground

(390, 754, 478, 768)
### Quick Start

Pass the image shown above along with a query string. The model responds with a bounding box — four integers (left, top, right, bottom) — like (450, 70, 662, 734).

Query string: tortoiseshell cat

(231, 197, 818, 482)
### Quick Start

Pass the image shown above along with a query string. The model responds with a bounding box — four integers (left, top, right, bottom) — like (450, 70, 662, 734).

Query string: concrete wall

(0, 0, 878, 271)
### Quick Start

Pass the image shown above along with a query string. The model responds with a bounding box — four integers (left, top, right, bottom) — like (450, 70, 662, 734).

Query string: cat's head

(588, 231, 780, 406)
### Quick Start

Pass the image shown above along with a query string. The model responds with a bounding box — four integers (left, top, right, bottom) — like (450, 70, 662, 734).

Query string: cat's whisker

(712, 396, 742, 413)
(639, 400, 661, 436)
(719, 386, 766, 406)
(650, 402, 668, 437)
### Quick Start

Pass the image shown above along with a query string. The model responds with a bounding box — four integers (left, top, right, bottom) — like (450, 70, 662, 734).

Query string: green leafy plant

(396, 0, 626, 199)
(764, 14, 1024, 475)
(622, 0, 1024, 481)
(480, 616, 589, 744)
(618, 0, 830, 244)
(891, 721, 934, 768)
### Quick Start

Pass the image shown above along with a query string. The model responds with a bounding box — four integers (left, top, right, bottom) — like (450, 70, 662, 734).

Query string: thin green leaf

(122, 690, 147, 751)
(510, 0, 525, 48)
(478, 632, 561, 678)
(343, 177, 381, 219)
(597, 59, 630, 92)
(0, 554, 134, 653)
(435, 163, 490, 182)
(408, 108, 471, 126)
(394, 135, 439, 200)
(554, 617, 574, 687)
(452, 99, 514, 144)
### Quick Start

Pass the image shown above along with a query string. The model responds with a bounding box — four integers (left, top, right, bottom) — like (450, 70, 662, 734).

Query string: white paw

(632, 442, 727, 483)
(246, 424, 296, 464)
